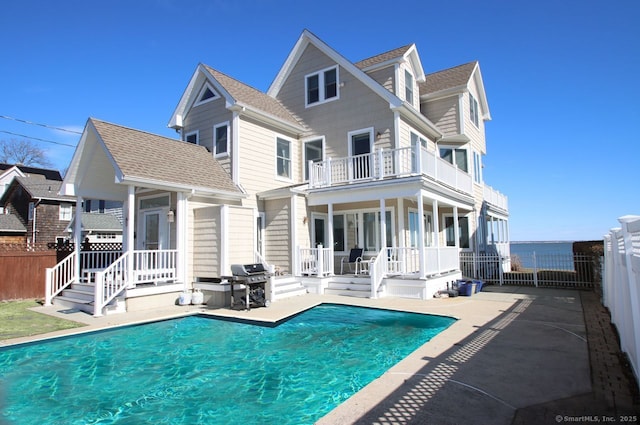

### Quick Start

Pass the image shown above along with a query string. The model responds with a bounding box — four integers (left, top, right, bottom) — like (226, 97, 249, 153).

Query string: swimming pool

(0, 304, 455, 424)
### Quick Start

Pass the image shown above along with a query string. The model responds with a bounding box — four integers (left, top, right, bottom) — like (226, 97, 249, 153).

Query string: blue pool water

(0, 304, 455, 425)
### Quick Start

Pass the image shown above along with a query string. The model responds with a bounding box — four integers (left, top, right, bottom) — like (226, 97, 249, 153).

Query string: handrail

(93, 252, 129, 316)
(45, 251, 78, 306)
(298, 245, 332, 277)
(369, 249, 386, 298)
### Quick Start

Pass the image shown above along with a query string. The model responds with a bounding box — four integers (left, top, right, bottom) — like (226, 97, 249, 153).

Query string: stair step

(61, 289, 94, 302)
(324, 288, 371, 298)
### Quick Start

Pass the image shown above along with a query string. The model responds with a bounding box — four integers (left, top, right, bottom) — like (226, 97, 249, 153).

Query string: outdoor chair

(340, 248, 364, 275)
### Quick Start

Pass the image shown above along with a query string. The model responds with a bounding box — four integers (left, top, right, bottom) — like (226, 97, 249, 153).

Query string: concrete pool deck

(4, 286, 639, 424)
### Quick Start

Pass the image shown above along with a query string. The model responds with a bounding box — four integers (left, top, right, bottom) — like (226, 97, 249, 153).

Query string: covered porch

(45, 119, 244, 316)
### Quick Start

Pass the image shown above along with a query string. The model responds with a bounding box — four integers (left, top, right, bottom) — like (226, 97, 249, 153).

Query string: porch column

(379, 198, 387, 256)
(126, 185, 135, 286)
(221, 205, 229, 276)
(432, 199, 441, 274)
(177, 192, 188, 286)
(74, 196, 83, 282)
(453, 206, 460, 248)
(397, 197, 405, 273)
(417, 193, 426, 279)
(328, 203, 334, 275)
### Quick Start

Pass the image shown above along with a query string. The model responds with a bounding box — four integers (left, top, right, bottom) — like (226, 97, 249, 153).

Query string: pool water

(0, 304, 455, 425)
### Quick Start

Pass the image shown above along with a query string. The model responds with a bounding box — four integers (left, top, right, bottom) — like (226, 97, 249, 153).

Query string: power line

(0, 130, 76, 148)
(0, 115, 82, 134)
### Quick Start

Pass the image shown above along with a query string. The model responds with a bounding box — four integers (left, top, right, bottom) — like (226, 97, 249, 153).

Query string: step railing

(45, 251, 78, 306)
(369, 249, 385, 298)
(94, 252, 129, 316)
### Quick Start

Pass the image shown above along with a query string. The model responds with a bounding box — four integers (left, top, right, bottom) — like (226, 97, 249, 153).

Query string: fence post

(533, 252, 538, 287)
(45, 268, 53, 306)
(93, 271, 104, 317)
(498, 254, 504, 286)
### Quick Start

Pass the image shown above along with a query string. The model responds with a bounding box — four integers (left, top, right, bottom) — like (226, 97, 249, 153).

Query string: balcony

(483, 184, 508, 211)
(308, 146, 473, 194)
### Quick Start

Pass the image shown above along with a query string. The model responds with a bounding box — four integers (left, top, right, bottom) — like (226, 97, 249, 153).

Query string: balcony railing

(309, 146, 473, 194)
(483, 184, 509, 210)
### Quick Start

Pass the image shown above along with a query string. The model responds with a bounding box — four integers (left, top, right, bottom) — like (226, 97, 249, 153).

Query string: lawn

(0, 299, 85, 341)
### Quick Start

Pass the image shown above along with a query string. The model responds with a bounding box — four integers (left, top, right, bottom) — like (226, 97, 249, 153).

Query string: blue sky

(1, 0, 638, 241)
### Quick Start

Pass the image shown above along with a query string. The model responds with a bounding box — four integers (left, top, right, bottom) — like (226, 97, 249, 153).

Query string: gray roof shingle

(15, 176, 73, 201)
(354, 44, 414, 69)
(419, 61, 478, 95)
(0, 214, 26, 232)
(202, 65, 302, 127)
(80, 213, 122, 231)
(90, 119, 242, 195)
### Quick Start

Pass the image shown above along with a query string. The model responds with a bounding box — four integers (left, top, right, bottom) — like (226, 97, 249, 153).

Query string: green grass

(0, 300, 85, 341)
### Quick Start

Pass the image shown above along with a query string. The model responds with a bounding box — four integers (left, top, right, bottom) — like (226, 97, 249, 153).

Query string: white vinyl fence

(603, 215, 640, 389)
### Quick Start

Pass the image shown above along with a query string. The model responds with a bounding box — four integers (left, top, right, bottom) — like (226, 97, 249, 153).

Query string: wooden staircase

(51, 268, 126, 315)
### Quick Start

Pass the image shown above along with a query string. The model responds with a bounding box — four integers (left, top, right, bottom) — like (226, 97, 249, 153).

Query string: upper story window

(194, 83, 218, 106)
(440, 147, 468, 173)
(473, 151, 483, 184)
(28, 202, 35, 221)
(185, 131, 198, 145)
(214, 122, 229, 157)
(410, 132, 428, 172)
(405, 70, 414, 104)
(469, 93, 479, 127)
(276, 137, 291, 180)
(59, 204, 72, 221)
(304, 138, 323, 181)
(84, 199, 92, 213)
(306, 66, 339, 106)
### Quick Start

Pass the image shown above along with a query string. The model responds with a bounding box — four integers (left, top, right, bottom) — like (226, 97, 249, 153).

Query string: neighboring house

(0, 163, 63, 208)
(51, 29, 509, 316)
(66, 212, 123, 244)
(0, 175, 75, 245)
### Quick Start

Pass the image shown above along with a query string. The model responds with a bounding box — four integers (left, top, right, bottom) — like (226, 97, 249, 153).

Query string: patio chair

(340, 248, 364, 275)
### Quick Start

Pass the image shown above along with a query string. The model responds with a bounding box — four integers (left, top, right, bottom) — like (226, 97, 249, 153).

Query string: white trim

(232, 111, 240, 185)
(305, 65, 340, 107)
(458, 93, 465, 135)
(347, 127, 374, 157)
(193, 81, 219, 107)
(213, 121, 230, 158)
(220, 205, 229, 275)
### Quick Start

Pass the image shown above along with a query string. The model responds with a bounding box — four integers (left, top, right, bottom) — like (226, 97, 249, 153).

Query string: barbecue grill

(223, 263, 270, 310)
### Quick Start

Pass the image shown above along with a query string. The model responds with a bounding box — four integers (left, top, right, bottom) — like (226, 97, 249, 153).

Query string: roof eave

(118, 176, 246, 201)
(230, 103, 305, 134)
(392, 103, 443, 139)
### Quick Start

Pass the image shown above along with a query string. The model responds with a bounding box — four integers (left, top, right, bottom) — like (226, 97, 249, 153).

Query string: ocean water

(510, 241, 574, 270)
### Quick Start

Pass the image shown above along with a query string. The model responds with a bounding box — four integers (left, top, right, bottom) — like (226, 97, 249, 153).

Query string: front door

(141, 209, 167, 250)
(313, 216, 327, 247)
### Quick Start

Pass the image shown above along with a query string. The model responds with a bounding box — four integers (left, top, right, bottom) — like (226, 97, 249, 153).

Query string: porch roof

(63, 118, 244, 200)
(0, 214, 26, 233)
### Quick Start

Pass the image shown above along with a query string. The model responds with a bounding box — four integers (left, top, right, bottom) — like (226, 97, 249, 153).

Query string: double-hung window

(59, 204, 72, 221)
(469, 93, 479, 127)
(473, 151, 483, 184)
(405, 70, 414, 104)
(306, 66, 338, 106)
(214, 122, 229, 157)
(276, 137, 291, 179)
(408, 210, 433, 247)
(444, 215, 470, 248)
(440, 147, 468, 173)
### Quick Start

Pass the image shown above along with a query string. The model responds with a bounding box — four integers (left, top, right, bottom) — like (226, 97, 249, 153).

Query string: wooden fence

(0, 244, 57, 300)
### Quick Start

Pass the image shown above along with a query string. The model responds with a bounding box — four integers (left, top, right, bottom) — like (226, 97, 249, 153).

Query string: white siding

(264, 198, 291, 273)
(421, 96, 460, 136)
(227, 206, 255, 265)
(191, 205, 221, 279)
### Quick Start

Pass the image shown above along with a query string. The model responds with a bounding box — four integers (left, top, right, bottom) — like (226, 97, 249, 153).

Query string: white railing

(370, 250, 386, 298)
(45, 251, 78, 306)
(80, 250, 122, 271)
(94, 252, 128, 316)
(298, 245, 333, 277)
(386, 247, 420, 274)
(483, 184, 509, 210)
(132, 249, 178, 284)
(309, 146, 473, 194)
(382, 246, 461, 277)
(604, 215, 640, 389)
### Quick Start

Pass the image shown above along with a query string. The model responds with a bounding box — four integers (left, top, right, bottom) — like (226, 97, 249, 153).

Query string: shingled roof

(77, 212, 122, 231)
(11, 175, 73, 202)
(202, 64, 302, 128)
(354, 44, 414, 69)
(0, 163, 62, 181)
(0, 214, 26, 232)
(90, 119, 242, 195)
(419, 61, 478, 95)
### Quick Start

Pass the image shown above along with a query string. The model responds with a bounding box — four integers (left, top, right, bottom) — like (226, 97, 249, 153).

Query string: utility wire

(0, 130, 77, 147)
(0, 115, 82, 134)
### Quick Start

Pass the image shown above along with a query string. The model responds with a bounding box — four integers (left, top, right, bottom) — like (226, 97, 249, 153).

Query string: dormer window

(194, 83, 218, 106)
(185, 131, 198, 145)
(469, 93, 479, 127)
(306, 66, 339, 106)
(405, 70, 414, 104)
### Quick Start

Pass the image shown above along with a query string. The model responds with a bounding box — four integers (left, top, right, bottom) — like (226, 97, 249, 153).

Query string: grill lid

(231, 263, 268, 276)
